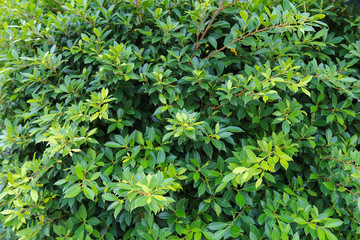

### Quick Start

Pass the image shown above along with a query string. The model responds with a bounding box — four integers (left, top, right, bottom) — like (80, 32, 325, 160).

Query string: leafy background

(0, 0, 360, 239)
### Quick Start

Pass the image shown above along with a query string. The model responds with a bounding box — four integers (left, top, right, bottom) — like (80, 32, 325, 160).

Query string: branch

(325, 156, 360, 171)
(190, 0, 226, 59)
(203, 23, 294, 60)
(299, 161, 360, 198)
(135, 0, 142, 22)
(167, 0, 181, 17)
(211, 72, 286, 111)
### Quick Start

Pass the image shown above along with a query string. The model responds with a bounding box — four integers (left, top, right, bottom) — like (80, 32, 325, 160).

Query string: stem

(203, 23, 299, 60)
(167, 0, 181, 16)
(135, 0, 142, 22)
(211, 72, 287, 110)
(325, 156, 360, 171)
(190, 0, 226, 59)
(299, 161, 360, 198)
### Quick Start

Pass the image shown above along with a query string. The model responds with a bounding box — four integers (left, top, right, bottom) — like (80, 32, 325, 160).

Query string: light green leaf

(317, 228, 325, 240)
(233, 167, 247, 174)
(75, 165, 84, 180)
(84, 187, 95, 200)
(64, 185, 81, 198)
(30, 189, 38, 203)
(104, 142, 122, 148)
(208, 222, 227, 231)
(175, 210, 185, 218)
(168, 163, 176, 178)
(280, 159, 289, 170)
(134, 195, 148, 208)
(294, 217, 307, 225)
(102, 193, 118, 201)
(324, 219, 343, 228)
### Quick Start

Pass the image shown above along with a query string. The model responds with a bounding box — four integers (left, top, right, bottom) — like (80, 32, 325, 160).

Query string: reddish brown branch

(191, 0, 226, 59)
(325, 156, 360, 171)
(211, 72, 286, 111)
(300, 162, 360, 198)
(135, 0, 142, 22)
(167, 0, 181, 16)
(203, 23, 292, 60)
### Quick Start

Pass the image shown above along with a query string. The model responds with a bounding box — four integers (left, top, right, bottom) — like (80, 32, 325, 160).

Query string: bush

(1, 0, 360, 239)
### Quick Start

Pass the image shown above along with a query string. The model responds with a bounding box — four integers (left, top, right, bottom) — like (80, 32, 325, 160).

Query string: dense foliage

(1, 0, 360, 239)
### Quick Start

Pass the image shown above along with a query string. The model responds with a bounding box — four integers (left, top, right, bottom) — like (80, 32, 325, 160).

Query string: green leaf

(209, 36, 217, 49)
(293, 217, 307, 225)
(175, 210, 185, 218)
(16, 228, 33, 237)
(7, 171, 14, 185)
(249, 231, 258, 240)
(104, 142, 122, 148)
(54, 179, 67, 185)
(323, 182, 335, 191)
(222, 172, 236, 183)
(84, 187, 95, 200)
(233, 167, 247, 174)
(272, 228, 281, 240)
(118, 183, 133, 190)
(157, 150, 166, 163)
(64, 185, 81, 198)
(280, 159, 289, 170)
(324, 219, 343, 228)
(264, 209, 275, 219)
(184, 129, 196, 139)
(90, 172, 101, 180)
(229, 225, 242, 237)
(214, 202, 222, 216)
(114, 204, 123, 218)
(1, 2, 358, 239)
(245, 149, 257, 162)
(235, 192, 245, 207)
(208, 222, 227, 230)
(11, 49, 19, 59)
(325, 229, 338, 240)
(102, 193, 118, 201)
(168, 163, 176, 178)
(264, 172, 275, 183)
(90, 112, 100, 122)
(134, 195, 148, 208)
(215, 182, 228, 193)
(282, 121, 290, 134)
(198, 182, 206, 196)
(75, 165, 84, 180)
(312, 13, 325, 21)
(79, 205, 87, 220)
(317, 228, 325, 240)
(212, 52, 226, 59)
(239, 10, 248, 22)
(314, 29, 328, 39)
(193, 171, 200, 182)
(255, 178, 262, 188)
(87, 217, 101, 225)
(326, 114, 335, 123)
(30, 189, 38, 203)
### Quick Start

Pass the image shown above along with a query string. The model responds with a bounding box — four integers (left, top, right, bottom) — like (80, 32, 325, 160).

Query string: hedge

(1, 0, 360, 239)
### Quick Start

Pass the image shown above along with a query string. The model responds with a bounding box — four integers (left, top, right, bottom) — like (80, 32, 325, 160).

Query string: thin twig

(300, 161, 360, 198)
(211, 72, 286, 110)
(203, 23, 296, 60)
(190, 0, 226, 59)
(135, 0, 142, 22)
(325, 156, 360, 171)
(167, 0, 181, 16)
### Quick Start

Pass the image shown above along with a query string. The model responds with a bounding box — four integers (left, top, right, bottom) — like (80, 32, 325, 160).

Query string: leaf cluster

(0, 0, 360, 239)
